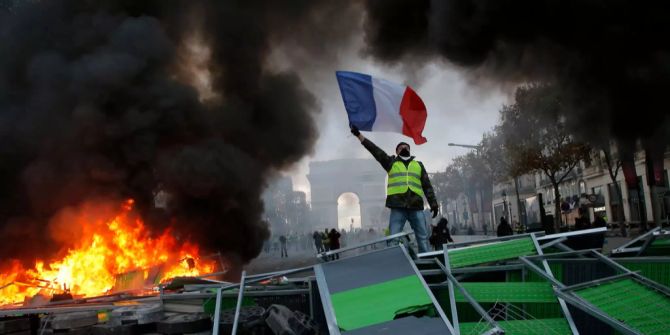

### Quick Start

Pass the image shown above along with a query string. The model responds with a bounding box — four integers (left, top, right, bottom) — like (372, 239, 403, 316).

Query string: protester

(497, 217, 513, 237)
(592, 215, 607, 248)
(575, 208, 591, 230)
(593, 215, 607, 228)
(279, 235, 288, 258)
(429, 217, 454, 250)
(351, 126, 439, 253)
(313, 231, 324, 252)
(328, 228, 342, 260)
(368, 228, 378, 249)
(322, 229, 331, 252)
(513, 220, 524, 234)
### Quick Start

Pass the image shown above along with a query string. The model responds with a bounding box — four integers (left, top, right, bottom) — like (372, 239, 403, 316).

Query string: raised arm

(351, 125, 394, 171)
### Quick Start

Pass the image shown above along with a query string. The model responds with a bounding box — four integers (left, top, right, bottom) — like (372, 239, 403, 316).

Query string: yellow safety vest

(387, 160, 424, 197)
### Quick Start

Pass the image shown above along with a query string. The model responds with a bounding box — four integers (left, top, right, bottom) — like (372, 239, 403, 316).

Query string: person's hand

(431, 208, 439, 218)
(350, 125, 360, 136)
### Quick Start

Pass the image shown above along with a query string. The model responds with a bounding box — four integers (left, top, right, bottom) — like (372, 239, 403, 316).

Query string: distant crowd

(262, 213, 610, 258)
(263, 227, 385, 258)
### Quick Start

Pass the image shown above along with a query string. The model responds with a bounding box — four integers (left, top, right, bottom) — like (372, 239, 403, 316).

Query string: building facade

(492, 150, 670, 230)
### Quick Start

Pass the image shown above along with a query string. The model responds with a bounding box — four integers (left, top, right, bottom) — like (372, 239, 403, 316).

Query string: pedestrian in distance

(575, 208, 591, 231)
(429, 217, 454, 251)
(592, 215, 607, 248)
(496, 217, 513, 237)
(368, 228, 378, 249)
(328, 228, 342, 260)
(322, 229, 331, 252)
(313, 231, 324, 252)
(351, 125, 439, 253)
(279, 235, 288, 258)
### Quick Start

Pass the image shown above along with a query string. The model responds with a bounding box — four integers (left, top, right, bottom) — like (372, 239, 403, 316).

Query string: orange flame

(0, 199, 217, 306)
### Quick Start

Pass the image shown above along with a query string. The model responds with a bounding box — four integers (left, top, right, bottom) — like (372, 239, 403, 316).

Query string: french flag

(336, 71, 428, 145)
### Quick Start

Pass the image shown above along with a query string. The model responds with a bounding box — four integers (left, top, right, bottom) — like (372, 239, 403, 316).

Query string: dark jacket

(312, 231, 323, 245)
(497, 219, 513, 237)
(429, 219, 454, 248)
(361, 138, 438, 210)
(328, 230, 341, 249)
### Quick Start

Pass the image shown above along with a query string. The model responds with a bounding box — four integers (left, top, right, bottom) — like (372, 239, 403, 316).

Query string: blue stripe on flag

(336, 71, 376, 131)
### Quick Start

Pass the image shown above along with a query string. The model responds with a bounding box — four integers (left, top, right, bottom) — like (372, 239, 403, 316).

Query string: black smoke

(0, 0, 355, 268)
(362, 0, 670, 151)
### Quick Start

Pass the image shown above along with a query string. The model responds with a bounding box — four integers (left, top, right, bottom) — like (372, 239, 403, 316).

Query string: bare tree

(500, 84, 591, 232)
(433, 165, 467, 211)
(601, 145, 627, 236)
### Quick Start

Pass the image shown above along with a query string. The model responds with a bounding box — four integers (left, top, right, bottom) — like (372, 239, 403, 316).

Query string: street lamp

(448, 143, 483, 152)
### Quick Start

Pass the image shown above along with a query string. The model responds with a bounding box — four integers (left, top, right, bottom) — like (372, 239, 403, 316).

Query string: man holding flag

(336, 71, 438, 253)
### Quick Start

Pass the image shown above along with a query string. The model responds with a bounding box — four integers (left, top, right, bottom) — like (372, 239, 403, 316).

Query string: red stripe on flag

(399, 86, 428, 145)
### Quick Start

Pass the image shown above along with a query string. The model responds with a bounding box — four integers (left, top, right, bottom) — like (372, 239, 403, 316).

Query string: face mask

(398, 148, 410, 157)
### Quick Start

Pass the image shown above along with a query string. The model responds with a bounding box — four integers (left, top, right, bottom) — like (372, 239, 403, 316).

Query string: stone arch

(307, 159, 388, 231)
(337, 192, 361, 230)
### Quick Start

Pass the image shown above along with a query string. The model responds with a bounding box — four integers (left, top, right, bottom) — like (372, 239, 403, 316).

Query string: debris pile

(1, 227, 669, 334)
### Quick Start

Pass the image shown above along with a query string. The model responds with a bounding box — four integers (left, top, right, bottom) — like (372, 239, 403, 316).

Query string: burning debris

(0, 228, 667, 335)
(0, 200, 216, 306)
(0, 0, 350, 295)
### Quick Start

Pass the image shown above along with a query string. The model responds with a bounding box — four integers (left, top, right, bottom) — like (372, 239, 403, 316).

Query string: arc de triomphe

(307, 158, 388, 231)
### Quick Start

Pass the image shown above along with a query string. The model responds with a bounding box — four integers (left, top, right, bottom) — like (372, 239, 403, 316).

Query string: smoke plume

(0, 0, 354, 268)
(362, 0, 670, 151)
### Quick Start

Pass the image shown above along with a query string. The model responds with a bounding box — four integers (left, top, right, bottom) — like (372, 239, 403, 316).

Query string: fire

(0, 199, 217, 306)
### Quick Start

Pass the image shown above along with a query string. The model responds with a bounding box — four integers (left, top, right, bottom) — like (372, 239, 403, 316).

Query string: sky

(273, 46, 511, 200)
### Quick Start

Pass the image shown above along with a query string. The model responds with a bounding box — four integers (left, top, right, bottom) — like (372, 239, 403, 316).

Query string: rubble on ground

(1, 228, 669, 334)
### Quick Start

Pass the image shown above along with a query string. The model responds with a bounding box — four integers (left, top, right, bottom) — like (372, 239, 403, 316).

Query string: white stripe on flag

(371, 77, 404, 132)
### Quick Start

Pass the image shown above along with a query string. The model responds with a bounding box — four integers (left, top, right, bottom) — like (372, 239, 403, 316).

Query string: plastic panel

(575, 277, 670, 334)
(449, 238, 537, 269)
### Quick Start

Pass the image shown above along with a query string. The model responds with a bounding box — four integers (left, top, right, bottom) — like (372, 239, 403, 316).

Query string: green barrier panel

(433, 287, 562, 322)
(644, 238, 670, 256)
(575, 277, 670, 334)
(330, 275, 432, 331)
(457, 321, 491, 335)
(496, 318, 571, 334)
(505, 263, 564, 318)
(507, 263, 563, 283)
(459, 318, 570, 335)
(433, 286, 491, 323)
(620, 261, 670, 287)
(651, 238, 670, 247)
(516, 302, 563, 320)
(449, 238, 537, 269)
(455, 282, 556, 303)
